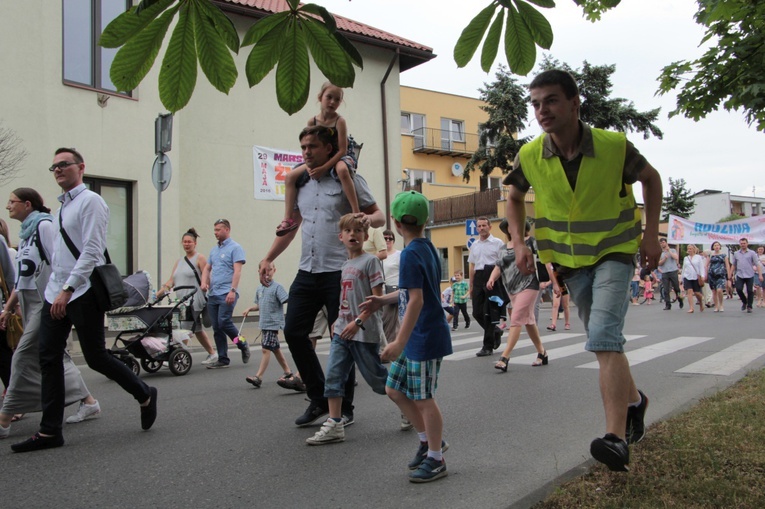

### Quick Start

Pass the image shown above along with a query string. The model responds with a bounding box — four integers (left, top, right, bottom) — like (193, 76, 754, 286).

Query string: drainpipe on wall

(380, 49, 399, 230)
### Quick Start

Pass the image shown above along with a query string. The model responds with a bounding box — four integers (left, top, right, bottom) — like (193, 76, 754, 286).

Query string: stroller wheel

(141, 358, 163, 373)
(169, 348, 192, 376)
(124, 356, 140, 376)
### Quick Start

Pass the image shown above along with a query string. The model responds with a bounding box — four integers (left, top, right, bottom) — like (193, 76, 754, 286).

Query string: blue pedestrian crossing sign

(466, 219, 478, 236)
(467, 237, 476, 248)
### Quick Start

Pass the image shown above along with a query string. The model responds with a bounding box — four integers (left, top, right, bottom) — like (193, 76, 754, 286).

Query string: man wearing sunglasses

(12, 148, 157, 453)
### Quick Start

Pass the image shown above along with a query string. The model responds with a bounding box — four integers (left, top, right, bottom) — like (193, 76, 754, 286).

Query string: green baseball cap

(391, 191, 429, 226)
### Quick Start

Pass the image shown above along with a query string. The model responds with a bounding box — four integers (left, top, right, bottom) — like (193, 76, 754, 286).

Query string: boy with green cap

(362, 190, 452, 483)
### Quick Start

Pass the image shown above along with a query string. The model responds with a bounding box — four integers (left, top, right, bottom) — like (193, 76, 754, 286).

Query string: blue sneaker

(407, 440, 449, 470)
(409, 457, 447, 483)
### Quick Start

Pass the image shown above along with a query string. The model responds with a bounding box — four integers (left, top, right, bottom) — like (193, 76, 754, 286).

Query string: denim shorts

(564, 260, 632, 353)
(386, 353, 443, 401)
(324, 335, 387, 399)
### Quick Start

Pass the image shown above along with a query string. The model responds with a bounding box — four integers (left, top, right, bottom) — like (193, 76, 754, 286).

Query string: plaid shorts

(386, 354, 442, 401)
(261, 330, 281, 352)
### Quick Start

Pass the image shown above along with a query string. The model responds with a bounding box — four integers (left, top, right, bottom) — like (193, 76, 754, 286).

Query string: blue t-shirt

(398, 238, 452, 361)
(208, 238, 246, 297)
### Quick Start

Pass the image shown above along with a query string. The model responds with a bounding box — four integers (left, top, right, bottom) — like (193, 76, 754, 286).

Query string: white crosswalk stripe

(508, 335, 645, 365)
(675, 338, 765, 376)
(577, 336, 714, 369)
(446, 332, 586, 361)
(313, 332, 765, 378)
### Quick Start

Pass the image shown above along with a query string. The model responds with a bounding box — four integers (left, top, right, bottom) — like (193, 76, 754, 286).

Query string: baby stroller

(106, 271, 194, 376)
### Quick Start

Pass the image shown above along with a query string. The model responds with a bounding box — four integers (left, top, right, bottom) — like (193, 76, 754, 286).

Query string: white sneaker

(0, 424, 9, 439)
(201, 353, 218, 365)
(305, 419, 345, 445)
(400, 414, 414, 431)
(66, 400, 101, 423)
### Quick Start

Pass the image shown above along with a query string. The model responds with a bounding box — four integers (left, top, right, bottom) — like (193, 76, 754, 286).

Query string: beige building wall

(399, 86, 509, 286)
(0, 2, 407, 310)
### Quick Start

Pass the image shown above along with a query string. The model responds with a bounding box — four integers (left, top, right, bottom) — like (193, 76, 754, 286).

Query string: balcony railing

(409, 127, 480, 158)
(430, 188, 502, 226)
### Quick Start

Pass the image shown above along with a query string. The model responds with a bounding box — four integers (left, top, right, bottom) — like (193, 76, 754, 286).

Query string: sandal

(546, 324, 556, 331)
(494, 357, 509, 373)
(11, 414, 24, 422)
(277, 373, 306, 392)
(276, 218, 299, 237)
(564, 323, 570, 330)
(245, 376, 262, 388)
(532, 351, 549, 367)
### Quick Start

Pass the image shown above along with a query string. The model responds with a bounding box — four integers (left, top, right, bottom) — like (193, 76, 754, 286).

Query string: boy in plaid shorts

(364, 191, 453, 483)
(242, 262, 294, 388)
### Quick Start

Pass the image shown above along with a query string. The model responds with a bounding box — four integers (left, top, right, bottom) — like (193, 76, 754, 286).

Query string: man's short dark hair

(55, 147, 84, 164)
(298, 125, 338, 157)
(214, 219, 231, 229)
(529, 70, 579, 100)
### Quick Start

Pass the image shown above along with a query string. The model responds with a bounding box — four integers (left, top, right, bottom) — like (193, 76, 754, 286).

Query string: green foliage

(454, 0, 553, 75)
(539, 57, 663, 139)
(718, 213, 744, 222)
(662, 177, 696, 221)
(102, 0, 360, 114)
(657, 0, 765, 131)
(464, 65, 530, 180)
(572, 0, 621, 21)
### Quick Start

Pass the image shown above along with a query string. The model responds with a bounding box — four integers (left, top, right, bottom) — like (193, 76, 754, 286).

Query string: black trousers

(661, 270, 683, 308)
(39, 289, 151, 436)
(0, 330, 12, 390)
(735, 276, 755, 308)
(452, 302, 470, 328)
(283, 270, 355, 414)
(472, 267, 503, 350)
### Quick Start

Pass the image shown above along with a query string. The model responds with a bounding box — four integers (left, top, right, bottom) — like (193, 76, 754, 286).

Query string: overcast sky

(319, 0, 763, 198)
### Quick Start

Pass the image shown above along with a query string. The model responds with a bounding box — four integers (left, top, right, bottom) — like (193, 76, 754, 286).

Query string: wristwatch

(63, 284, 75, 293)
(354, 317, 365, 330)
(229, 288, 237, 293)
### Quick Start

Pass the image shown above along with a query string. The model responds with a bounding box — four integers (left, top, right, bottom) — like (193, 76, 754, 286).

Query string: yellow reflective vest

(519, 128, 642, 268)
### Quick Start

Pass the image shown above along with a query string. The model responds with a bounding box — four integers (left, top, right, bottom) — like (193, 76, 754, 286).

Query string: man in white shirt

(11, 148, 157, 453)
(468, 217, 505, 356)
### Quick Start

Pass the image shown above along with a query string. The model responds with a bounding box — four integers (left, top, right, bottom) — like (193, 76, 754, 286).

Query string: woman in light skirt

(0, 188, 100, 439)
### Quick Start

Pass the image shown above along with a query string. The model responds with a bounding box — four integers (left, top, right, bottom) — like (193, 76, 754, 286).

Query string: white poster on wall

(667, 214, 765, 244)
(252, 145, 303, 201)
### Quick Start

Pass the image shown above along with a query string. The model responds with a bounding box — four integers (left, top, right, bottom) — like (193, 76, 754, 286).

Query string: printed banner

(667, 214, 765, 244)
(253, 145, 303, 201)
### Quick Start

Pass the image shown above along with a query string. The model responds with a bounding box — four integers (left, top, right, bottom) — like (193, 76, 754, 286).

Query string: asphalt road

(2, 301, 764, 509)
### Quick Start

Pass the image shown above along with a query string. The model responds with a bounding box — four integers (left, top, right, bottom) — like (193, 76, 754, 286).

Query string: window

(437, 248, 449, 281)
(479, 125, 497, 148)
(401, 112, 426, 149)
(83, 177, 134, 275)
(487, 177, 502, 189)
(441, 118, 465, 149)
(63, 0, 131, 94)
(408, 169, 434, 186)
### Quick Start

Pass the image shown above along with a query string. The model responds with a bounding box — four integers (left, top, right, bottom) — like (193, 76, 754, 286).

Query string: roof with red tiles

(216, 0, 435, 71)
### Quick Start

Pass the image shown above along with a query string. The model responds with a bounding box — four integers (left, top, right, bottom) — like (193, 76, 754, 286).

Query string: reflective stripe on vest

(519, 128, 641, 268)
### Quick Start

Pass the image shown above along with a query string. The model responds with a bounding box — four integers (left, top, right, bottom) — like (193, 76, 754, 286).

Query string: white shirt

(382, 249, 400, 287)
(468, 234, 504, 270)
(45, 184, 108, 303)
(681, 254, 705, 281)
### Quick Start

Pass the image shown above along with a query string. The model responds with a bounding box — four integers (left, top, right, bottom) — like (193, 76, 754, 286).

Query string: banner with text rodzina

(667, 214, 765, 244)
(253, 145, 303, 201)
